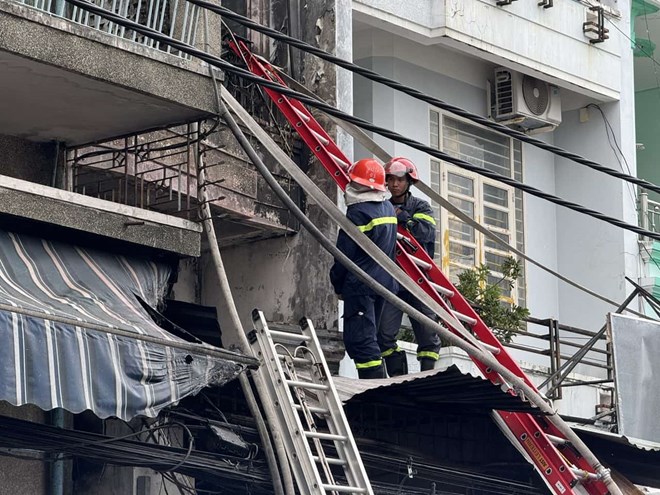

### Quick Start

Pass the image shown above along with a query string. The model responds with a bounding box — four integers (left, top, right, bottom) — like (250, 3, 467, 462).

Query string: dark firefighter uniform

(378, 192, 442, 374)
(330, 200, 398, 379)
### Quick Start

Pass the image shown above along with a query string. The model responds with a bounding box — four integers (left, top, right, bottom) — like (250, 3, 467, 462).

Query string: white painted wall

(354, 0, 625, 99)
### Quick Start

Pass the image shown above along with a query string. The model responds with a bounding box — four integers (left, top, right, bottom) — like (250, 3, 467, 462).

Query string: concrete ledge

(0, 174, 201, 257)
(0, 0, 221, 144)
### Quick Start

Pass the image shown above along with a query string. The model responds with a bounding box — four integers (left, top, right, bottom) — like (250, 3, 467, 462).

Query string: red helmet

(348, 159, 386, 192)
(384, 157, 419, 184)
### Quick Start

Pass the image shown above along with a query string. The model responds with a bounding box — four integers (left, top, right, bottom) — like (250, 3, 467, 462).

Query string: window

(429, 111, 526, 306)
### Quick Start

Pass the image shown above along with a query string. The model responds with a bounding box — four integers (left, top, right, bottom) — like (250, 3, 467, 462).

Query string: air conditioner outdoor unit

(490, 68, 561, 133)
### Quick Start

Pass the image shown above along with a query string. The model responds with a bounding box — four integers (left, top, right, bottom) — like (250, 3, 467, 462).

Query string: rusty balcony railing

(65, 121, 303, 244)
(14, 0, 200, 59)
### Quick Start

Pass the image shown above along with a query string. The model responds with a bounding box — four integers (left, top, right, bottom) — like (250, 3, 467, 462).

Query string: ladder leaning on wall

(227, 38, 616, 495)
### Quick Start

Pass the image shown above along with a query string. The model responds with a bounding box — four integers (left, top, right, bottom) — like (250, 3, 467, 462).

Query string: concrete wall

(198, 0, 351, 349)
(0, 134, 56, 186)
(354, 0, 624, 99)
(0, 403, 48, 495)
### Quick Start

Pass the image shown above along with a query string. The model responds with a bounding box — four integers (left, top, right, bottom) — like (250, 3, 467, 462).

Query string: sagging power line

(200, 0, 659, 196)
(58, 0, 660, 243)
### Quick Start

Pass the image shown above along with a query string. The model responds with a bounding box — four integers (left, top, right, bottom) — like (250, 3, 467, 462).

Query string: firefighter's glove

(395, 209, 411, 224)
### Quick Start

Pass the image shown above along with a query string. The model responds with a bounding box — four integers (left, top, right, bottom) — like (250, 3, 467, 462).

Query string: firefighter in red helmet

(378, 157, 441, 375)
(330, 159, 399, 379)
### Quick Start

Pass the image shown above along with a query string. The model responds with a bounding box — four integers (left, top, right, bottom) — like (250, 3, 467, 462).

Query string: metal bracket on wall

(538, 0, 553, 8)
(583, 6, 610, 44)
(496, 0, 517, 5)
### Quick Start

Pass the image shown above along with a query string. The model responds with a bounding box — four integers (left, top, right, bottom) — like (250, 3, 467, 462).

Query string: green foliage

(455, 257, 529, 343)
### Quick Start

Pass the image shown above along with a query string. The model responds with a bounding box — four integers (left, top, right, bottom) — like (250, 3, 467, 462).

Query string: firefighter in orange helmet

(378, 157, 441, 376)
(330, 159, 399, 379)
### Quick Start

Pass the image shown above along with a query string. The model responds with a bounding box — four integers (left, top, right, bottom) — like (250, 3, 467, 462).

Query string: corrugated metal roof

(571, 424, 660, 452)
(571, 423, 660, 487)
(333, 363, 540, 414)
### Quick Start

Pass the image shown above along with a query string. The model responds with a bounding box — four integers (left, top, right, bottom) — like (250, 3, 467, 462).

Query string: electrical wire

(55, 0, 660, 243)
(192, 0, 660, 197)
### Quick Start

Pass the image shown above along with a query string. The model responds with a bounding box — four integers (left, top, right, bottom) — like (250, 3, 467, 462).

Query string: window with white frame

(429, 110, 526, 306)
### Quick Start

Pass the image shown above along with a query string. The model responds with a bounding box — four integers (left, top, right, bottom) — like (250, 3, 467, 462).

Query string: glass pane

(447, 265, 461, 285)
(448, 173, 474, 197)
(448, 196, 474, 217)
(485, 251, 509, 272)
(449, 218, 475, 243)
(442, 117, 513, 178)
(484, 206, 509, 230)
(430, 110, 440, 149)
(485, 231, 509, 250)
(483, 184, 508, 208)
(449, 242, 475, 266)
(488, 273, 512, 299)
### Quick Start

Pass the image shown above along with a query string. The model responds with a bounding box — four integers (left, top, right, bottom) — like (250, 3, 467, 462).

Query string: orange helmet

(348, 159, 386, 192)
(384, 157, 419, 184)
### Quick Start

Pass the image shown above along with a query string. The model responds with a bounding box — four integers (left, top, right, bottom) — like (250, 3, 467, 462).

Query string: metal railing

(639, 192, 660, 235)
(507, 317, 612, 401)
(65, 120, 303, 233)
(14, 0, 199, 58)
(67, 123, 203, 219)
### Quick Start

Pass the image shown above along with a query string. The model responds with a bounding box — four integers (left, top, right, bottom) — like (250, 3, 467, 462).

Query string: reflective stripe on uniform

(381, 346, 401, 358)
(357, 216, 397, 233)
(355, 359, 383, 369)
(412, 213, 436, 225)
(417, 351, 439, 361)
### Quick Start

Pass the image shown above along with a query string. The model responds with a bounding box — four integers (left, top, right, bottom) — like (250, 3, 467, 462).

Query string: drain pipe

(50, 408, 65, 495)
(194, 125, 292, 495)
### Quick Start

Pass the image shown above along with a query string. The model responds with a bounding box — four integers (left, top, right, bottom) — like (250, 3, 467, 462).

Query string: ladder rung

(321, 484, 367, 493)
(410, 255, 432, 271)
(267, 329, 311, 342)
(327, 151, 351, 170)
(479, 341, 501, 355)
(293, 106, 311, 122)
(304, 431, 347, 442)
(293, 404, 329, 415)
(452, 310, 477, 326)
(310, 129, 330, 146)
(547, 434, 569, 446)
(570, 467, 599, 481)
(313, 456, 346, 466)
(286, 379, 329, 391)
(277, 355, 313, 366)
(429, 280, 454, 297)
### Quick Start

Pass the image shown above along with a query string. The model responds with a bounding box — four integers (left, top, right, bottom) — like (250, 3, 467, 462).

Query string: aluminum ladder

(249, 309, 373, 495)
(229, 39, 610, 495)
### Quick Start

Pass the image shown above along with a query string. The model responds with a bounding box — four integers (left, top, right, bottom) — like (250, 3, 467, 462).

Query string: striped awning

(0, 230, 250, 421)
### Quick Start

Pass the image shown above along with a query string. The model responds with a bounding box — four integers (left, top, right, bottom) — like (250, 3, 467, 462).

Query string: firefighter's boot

(384, 350, 408, 377)
(357, 363, 386, 379)
(419, 357, 437, 372)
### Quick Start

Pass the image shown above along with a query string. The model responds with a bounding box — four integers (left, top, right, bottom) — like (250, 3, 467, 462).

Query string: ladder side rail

(394, 230, 510, 387)
(251, 311, 327, 494)
(229, 40, 352, 189)
(284, 356, 340, 490)
(398, 223, 607, 486)
(397, 227, 535, 387)
(498, 411, 609, 495)
(300, 317, 374, 494)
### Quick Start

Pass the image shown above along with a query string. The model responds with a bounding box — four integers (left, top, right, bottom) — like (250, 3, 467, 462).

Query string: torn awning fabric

(0, 230, 250, 421)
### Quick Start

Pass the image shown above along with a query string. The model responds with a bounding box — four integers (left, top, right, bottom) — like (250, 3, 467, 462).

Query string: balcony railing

(15, 0, 199, 58)
(640, 192, 660, 235)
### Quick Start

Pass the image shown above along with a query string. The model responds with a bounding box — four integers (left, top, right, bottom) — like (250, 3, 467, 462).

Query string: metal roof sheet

(333, 363, 540, 414)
